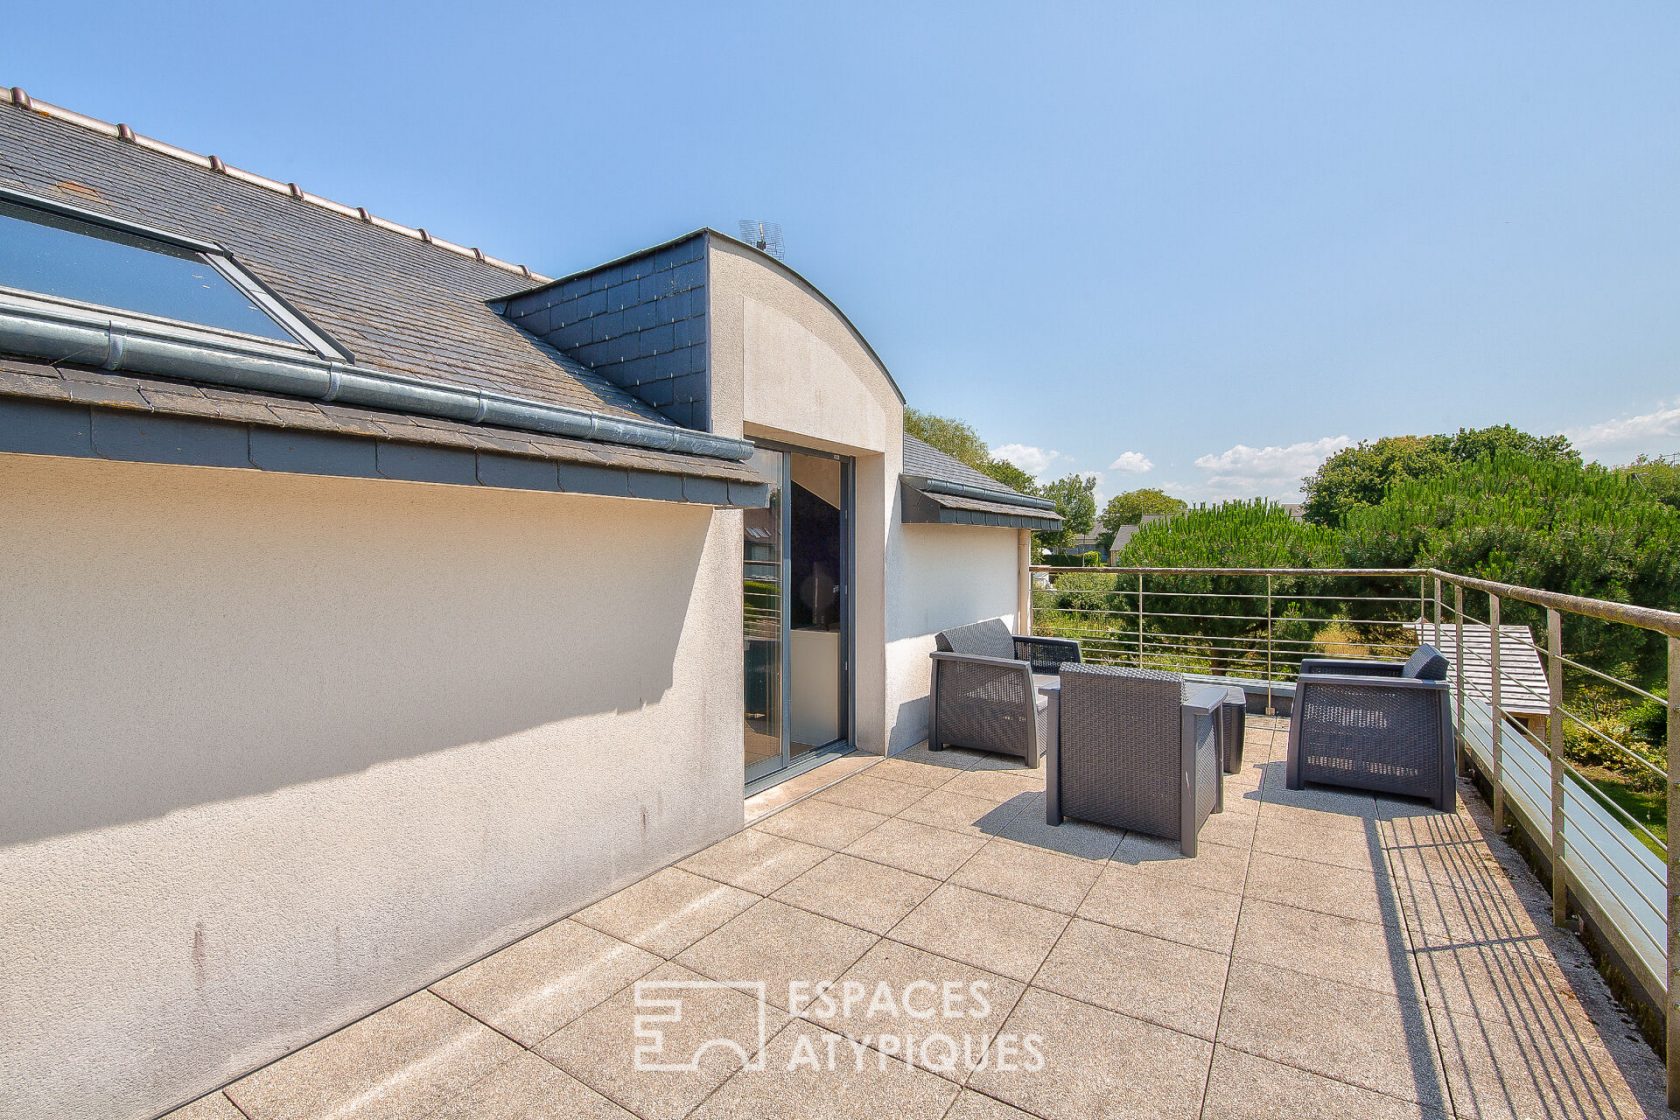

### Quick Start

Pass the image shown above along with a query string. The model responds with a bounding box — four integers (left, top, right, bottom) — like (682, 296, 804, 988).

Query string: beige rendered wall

(706, 237, 903, 755)
(884, 521, 1026, 753)
(0, 454, 744, 1120)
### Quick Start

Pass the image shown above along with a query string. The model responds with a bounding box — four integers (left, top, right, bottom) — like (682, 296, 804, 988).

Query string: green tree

(978, 456, 1040, 495)
(904, 408, 989, 469)
(1341, 454, 1680, 677)
(903, 407, 1042, 496)
(1038, 474, 1097, 553)
(1619, 454, 1680, 512)
(1302, 425, 1580, 528)
(1098, 488, 1186, 550)
(1437, 424, 1578, 465)
(1113, 500, 1343, 675)
(1300, 436, 1447, 528)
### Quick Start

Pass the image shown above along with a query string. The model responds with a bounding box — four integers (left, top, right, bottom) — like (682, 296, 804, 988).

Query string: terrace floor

(168, 718, 1668, 1120)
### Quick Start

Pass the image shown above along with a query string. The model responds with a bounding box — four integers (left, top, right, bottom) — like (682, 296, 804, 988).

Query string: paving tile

(689, 1019, 958, 1120)
(572, 867, 758, 958)
(1217, 960, 1446, 1107)
(678, 829, 830, 895)
(949, 837, 1104, 914)
(677, 898, 879, 1011)
(1387, 834, 1533, 898)
(894, 743, 988, 771)
(1201, 1045, 1448, 1119)
(1431, 1008, 1659, 1120)
(1111, 831, 1250, 896)
(889, 884, 1069, 983)
(537, 961, 784, 1120)
(898, 789, 1021, 839)
(813, 773, 933, 815)
(940, 1089, 1043, 1119)
(968, 987, 1211, 1120)
(431, 919, 660, 1046)
(1078, 863, 1242, 954)
(1198, 803, 1261, 848)
(755, 799, 889, 850)
(158, 1094, 246, 1120)
(1034, 918, 1228, 1039)
(1244, 851, 1403, 928)
(869, 756, 963, 789)
(1232, 897, 1411, 997)
(994, 804, 1125, 860)
(1411, 941, 1600, 1032)
(843, 815, 989, 880)
(966, 752, 1044, 774)
(224, 991, 522, 1120)
(800, 938, 1025, 1081)
(1251, 814, 1384, 872)
(940, 768, 1045, 805)
(1259, 782, 1381, 821)
(1396, 874, 1559, 955)
(772, 853, 940, 934)
(744, 756, 876, 824)
(428, 1051, 635, 1119)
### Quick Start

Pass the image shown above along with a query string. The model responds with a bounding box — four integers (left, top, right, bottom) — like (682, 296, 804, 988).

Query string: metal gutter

(0, 294, 755, 462)
(909, 474, 1061, 512)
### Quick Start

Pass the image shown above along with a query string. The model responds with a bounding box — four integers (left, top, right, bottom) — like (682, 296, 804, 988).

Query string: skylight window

(0, 193, 333, 351)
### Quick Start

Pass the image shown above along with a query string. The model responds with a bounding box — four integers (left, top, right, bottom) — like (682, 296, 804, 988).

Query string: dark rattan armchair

(1285, 644, 1456, 812)
(928, 619, 1081, 766)
(1045, 665, 1225, 856)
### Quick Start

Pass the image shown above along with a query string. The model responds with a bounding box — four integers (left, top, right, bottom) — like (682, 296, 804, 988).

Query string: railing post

(1454, 582, 1466, 775)
(1489, 593, 1504, 832)
(1265, 573, 1276, 715)
(1547, 607, 1567, 927)
(1433, 574, 1443, 649)
(1135, 572, 1144, 670)
(1667, 634, 1680, 1109)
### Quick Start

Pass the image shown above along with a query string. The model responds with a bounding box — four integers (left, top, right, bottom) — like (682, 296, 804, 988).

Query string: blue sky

(5, 2, 1676, 501)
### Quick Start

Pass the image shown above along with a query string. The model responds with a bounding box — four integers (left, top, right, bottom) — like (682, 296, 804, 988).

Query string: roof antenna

(737, 219, 785, 261)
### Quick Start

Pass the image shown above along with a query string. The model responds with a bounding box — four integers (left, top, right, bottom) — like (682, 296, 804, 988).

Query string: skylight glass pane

(0, 199, 297, 342)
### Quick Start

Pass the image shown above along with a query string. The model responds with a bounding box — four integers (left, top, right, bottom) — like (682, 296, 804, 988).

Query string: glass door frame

(743, 438, 855, 787)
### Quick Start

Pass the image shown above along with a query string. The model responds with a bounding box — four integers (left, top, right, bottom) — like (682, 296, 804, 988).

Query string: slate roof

(900, 434, 1061, 528)
(0, 97, 665, 426)
(902, 434, 1042, 505)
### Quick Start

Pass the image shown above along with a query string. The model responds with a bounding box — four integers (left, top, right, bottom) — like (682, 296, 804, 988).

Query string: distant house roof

(0, 91, 766, 505)
(900, 434, 1062, 530)
(1411, 621, 1551, 716)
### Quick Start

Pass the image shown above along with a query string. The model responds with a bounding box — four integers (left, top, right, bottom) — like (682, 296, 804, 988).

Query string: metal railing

(1029, 564, 1680, 1102)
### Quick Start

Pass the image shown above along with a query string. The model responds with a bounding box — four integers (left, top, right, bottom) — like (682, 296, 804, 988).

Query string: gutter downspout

(0, 297, 755, 463)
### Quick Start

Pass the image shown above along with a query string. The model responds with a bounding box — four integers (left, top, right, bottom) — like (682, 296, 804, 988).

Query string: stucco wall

(884, 521, 1026, 753)
(706, 237, 904, 755)
(0, 454, 744, 1120)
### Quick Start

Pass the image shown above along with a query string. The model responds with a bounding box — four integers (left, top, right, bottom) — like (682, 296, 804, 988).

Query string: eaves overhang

(900, 475, 1064, 531)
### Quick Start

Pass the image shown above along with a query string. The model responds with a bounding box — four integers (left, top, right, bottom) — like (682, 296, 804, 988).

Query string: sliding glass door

(742, 442, 852, 783)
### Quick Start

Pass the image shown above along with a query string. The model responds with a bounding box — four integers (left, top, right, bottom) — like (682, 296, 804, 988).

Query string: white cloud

(1186, 435, 1351, 502)
(1107, 450, 1154, 474)
(1567, 400, 1680, 461)
(993, 443, 1062, 478)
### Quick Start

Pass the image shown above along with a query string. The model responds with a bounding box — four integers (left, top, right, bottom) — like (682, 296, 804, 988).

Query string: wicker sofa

(1045, 664, 1226, 856)
(1285, 644, 1457, 812)
(927, 619, 1081, 767)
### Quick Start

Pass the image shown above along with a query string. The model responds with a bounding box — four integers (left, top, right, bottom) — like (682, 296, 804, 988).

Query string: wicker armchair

(928, 620, 1081, 766)
(1045, 665, 1225, 856)
(1285, 644, 1456, 812)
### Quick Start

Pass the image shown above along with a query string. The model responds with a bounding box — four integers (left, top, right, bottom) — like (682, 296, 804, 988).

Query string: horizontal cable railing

(1028, 564, 1680, 1102)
